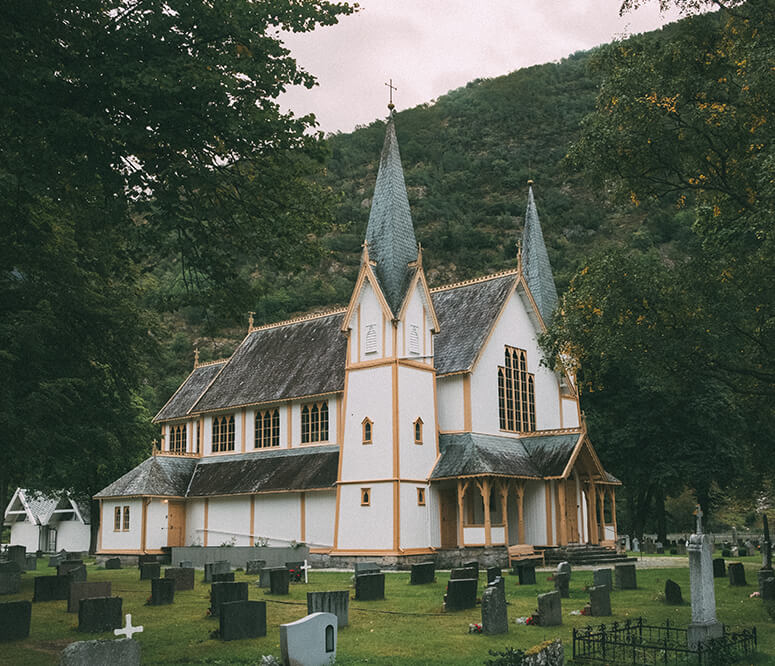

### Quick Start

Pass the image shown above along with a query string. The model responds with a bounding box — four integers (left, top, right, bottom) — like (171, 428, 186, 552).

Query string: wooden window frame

(417, 487, 426, 506)
(113, 506, 121, 532)
(255, 408, 281, 449)
(301, 401, 329, 444)
(362, 417, 373, 445)
(360, 488, 371, 506)
(170, 423, 187, 454)
(413, 417, 423, 445)
(498, 346, 536, 433)
(212, 414, 235, 452)
(122, 505, 130, 531)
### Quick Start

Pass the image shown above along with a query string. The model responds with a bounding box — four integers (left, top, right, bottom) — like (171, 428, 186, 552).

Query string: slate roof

(192, 312, 347, 413)
(431, 273, 517, 375)
(431, 431, 581, 480)
(186, 446, 339, 497)
(365, 113, 418, 315)
(154, 361, 226, 422)
(94, 456, 198, 498)
(521, 186, 558, 325)
(6, 490, 91, 525)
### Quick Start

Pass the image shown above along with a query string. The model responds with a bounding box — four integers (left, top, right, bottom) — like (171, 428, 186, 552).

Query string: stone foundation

(523, 639, 564, 666)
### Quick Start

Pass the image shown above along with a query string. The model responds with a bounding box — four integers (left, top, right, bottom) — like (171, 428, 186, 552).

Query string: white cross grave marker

(114, 613, 144, 639)
(301, 559, 312, 584)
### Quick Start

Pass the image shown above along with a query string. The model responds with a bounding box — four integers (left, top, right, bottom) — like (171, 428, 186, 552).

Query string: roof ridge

(430, 269, 518, 293)
(248, 308, 347, 333)
(196, 359, 228, 368)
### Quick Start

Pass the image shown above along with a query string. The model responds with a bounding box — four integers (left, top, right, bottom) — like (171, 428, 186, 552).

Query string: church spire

(521, 182, 558, 324)
(364, 111, 418, 315)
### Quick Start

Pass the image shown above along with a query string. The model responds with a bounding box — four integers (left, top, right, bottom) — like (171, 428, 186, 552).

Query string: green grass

(2, 560, 774, 665)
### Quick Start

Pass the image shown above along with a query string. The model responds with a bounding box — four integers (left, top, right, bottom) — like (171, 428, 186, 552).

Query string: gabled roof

(154, 361, 227, 422)
(94, 456, 198, 498)
(521, 185, 558, 324)
(191, 311, 347, 414)
(4, 489, 90, 525)
(186, 446, 339, 497)
(431, 272, 517, 375)
(365, 113, 418, 315)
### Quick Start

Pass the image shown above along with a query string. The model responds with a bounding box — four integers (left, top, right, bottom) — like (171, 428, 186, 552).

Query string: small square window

(417, 488, 426, 506)
(361, 488, 371, 506)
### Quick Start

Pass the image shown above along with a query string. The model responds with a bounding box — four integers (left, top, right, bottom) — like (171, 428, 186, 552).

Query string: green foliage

(485, 647, 525, 665)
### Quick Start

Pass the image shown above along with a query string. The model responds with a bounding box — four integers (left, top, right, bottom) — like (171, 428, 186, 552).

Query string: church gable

(154, 361, 226, 423)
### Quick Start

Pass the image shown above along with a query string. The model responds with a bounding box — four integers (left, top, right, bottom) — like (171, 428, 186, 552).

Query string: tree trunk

(655, 490, 667, 543)
(0, 475, 8, 543)
(89, 499, 100, 555)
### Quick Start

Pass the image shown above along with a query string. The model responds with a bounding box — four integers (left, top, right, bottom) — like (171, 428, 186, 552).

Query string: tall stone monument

(758, 513, 773, 596)
(687, 505, 723, 649)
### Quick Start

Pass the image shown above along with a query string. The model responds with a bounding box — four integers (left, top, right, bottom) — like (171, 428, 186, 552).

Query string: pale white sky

(279, 0, 684, 134)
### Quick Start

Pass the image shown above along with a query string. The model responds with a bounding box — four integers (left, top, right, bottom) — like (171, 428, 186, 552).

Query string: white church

(95, 112, 620, 561)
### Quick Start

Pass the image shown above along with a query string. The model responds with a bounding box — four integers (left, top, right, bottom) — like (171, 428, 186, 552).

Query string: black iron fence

(572, 618, 757, 665)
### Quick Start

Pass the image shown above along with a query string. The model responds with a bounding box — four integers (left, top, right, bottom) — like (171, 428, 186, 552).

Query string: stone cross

(114, 613, 144, 640)
(301, 559, 312, 584)
(694, 504, 703, 535)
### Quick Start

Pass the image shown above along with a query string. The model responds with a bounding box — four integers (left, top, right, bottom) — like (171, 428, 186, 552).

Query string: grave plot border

(572, 618, 757, 665)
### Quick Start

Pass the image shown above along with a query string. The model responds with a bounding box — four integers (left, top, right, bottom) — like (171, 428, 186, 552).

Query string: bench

(507, 544, 545, 568)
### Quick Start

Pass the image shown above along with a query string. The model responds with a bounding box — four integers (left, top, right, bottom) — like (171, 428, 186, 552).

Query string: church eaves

(521, 185, 559, 325)
(365, 113, 418, 315)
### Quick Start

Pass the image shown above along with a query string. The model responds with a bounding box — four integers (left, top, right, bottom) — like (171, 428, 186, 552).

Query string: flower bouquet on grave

(525, 614, 538, 625)
(468, 623, 482, 634)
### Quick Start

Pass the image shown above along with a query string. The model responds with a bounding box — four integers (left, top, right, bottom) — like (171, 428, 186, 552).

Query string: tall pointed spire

(521, 183, 558, 324)
(364, 112, 418, 315)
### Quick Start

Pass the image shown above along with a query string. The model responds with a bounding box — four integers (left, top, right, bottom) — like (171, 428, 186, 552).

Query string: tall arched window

(212, 414, 235, 452)
(170, 424, 187, 454)
(414, 417, 423, 444)
(301, 401, 329, 443)
(255, 409, 280, 448)
(362, 417, 373, 444)
(498, 346, 536, 432)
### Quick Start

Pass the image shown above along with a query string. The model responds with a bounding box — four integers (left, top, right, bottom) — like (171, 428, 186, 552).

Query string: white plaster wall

(491, 526, 506, 545)
(56, 520, 91, 552)
(9, 522, 38, 551)
(398, 283, 430, 360)
(305, 491, 336, 547)
(203, 415, 213, 455)
(399, 482, 430, 550)
(145, 500, 169, 550)
(463, 526, 485, 545)
(207, 496, 252, 546)
(100, 499, 142, 551)
(186, 500, 205, 546)
(428, 486, 442, 549)
(337, 483, 393, 550)
(254, 494, 301, 546)
(398, 365, 438, 480)
(469, 291, 563, 435)
(561, 398, 580, 429)
(437, 376, 465, 432)
(524, 481, 548, 546)
(356, 280, 388, 361)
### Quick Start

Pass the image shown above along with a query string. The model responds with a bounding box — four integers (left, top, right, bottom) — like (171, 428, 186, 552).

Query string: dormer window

(414, 418, 423, 445)
(362, 417, 373, 444)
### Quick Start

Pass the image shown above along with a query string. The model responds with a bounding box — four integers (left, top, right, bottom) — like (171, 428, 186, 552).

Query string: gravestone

(105, 558, 122, 570)
(280, 612, 337, 666)
(269, 567, 290, 595)
(589, 585, 611, 616)
(712, 558, 726, 578)
(78, 596, 123, 633)
(463, 560, 480, 575)
(481, 584, 508, 634)
(60, 638, 141, 666)
(246, 559, 265, 576)
(687, 505, 723, 649)
(178, 560, 193, 569)
(557, 561, 571, 578)
(257, 567, 272, 588)
(140, 562, 160, 581)
(285, 561, 305, 583)
(516, 563, 536, 585)
(760, 576, 775, 601)
(728, 562, 746, 586)
(68, 581, 112, 613)
(6, 546, 26, 571)
(632, 537, 640, 552)
(0, 600, 31, 642)
(656, 541, 665, 554)
(486, 566, 502, 584)
(150, 577, 175, 605)
(137, 554, 157, 569)
(593, 568, 613, 592)
(615, 563, 637, 590)
(444, 578, 477, 611)
(64, 564, 87, 583)
(537, 590, 562, 626)
(355, 572, 385, 601)
(676, 541, 687, 556)
(489, 575, 506, 601)
(212, 572, 235, 583)
(665, 579, 683, 604)
(0, 560, 22, 575)
(204, 561, 230, 583)
(554, 571, 570, 598)
(0, 571, 21, 595)
(25, 555, 37, 571)
(219, 600, 267, 641)
(410, 561, 435, 585)
(58, 560, 84, 577)
(164, 567, 195, 591)
(34, 575, 72, 601)
(758, 513, 772, 597)
(353, 561, 380, 576)
(210, 582, 248, 616)
(307, 590, 349, 628)
(48, 550, 68, 568)
(449, 567, 477, 581)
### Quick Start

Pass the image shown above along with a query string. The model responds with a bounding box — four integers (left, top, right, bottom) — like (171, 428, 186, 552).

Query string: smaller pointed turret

(521, 182, 558, 324)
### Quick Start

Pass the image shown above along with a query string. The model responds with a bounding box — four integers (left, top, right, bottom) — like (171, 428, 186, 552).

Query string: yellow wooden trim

(97, 548, 165, 555)
(337, 478, 428, 485)
(397, 265, 440, 332)
(558, 481, 567, 546)
(357, 303, 361, 362)
(140, 499, 148, 553)
(341, 258, 393, 333)
(392, 331, 400, 552)
(545, 482, 553, 546)
(203, 498, 209, 547)
(463, 374, 472, 431)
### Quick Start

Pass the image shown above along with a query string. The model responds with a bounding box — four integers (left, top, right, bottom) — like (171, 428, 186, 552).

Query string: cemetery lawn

(2, 558, 774, 665)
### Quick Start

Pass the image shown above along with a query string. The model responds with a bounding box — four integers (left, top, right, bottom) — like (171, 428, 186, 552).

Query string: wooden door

(167, 502, 186, 547)
(439, 489, 457, 548)
(565, 480, 579, 543)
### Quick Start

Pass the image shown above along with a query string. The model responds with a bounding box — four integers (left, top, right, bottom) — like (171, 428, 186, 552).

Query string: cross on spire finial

(385, 78, 397, 110)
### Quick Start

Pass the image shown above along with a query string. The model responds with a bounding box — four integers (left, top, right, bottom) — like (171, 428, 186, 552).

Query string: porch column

(479, 479, 492, 547)
(589, 480, 599, 545)
(498, 481, 509, 546)
(515, 481, 526, 544)
(597, 488, 606, 541)
(140, 498, 148, 553)
(457, 480, 468, 548)
(558, 481, 567, 546)
(610, 488, 618, 537)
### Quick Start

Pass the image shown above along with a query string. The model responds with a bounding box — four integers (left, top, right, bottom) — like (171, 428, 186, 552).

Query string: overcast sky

(279, 0, 685, 134)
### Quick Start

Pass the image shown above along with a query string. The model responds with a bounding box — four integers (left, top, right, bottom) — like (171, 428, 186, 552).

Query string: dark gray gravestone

(759, 569, 774, 597)
(65, 565, 87, 583)
(204, 561, 230, 583)
(179, 560, 193, 569)
(138, 554, 157, 569)
(713, 558, 726, 578)
(761, 576, 775, 601)
(481, 585, 508, 635)
(444, 578, 477, 611)
(68, 581, 112, 613)
(269, 568, 290, 595)
(210, 582, 248, 616)
(77, 597, 123, 633)
(105, 558, 122, 570)
(449, 567, 477, 581)
(557, 561, 572, 578)
(25, 555, 37, 571)
(219, 600, 267, 641)
(246, 559, 266, 576)
(140, 563, 161, 581)
(486, 566, 502, 584)
(615, 563, 637, 590)
(48, 551, 67, 568)
(34, 575, 72, 601)
(728, 562, 746, 586)
(589, 585, 612, 616)
(664, 579, 683, 604)
(593, 568, 613, 592)
(676, 541, 687, 555)
(258, 567, 272, 588)
(6, 546, 26, 571)
(150, 578, 175, 605)
(463, 560, 479, 574)
(58, 560, 84, 577)
(554, 571, 570, 598)
(353, 562, 380, 576)
(410, 561, 435, 585)
(212, 572, 235, 583)
(164, 567, 195, 591)
(0, 571, 21, 595)
(60, 638, 140, 666)
(307, 590, 349, 628)
(0, 560, 22, 575)
(355, 572, 385, 601)
(489, 576, 506, 601)
(0, 600, 31, 641)
(537, 590, 562, 626)
(516, 564, 536, 585)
